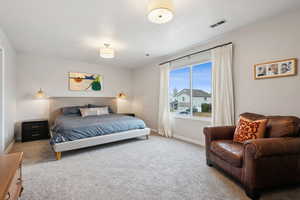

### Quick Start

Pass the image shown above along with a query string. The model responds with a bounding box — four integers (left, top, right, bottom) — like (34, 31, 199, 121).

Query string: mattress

(50, 114, 146, 144)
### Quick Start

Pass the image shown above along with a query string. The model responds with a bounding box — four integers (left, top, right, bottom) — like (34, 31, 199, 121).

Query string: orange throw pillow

(233, 116, 268, 143)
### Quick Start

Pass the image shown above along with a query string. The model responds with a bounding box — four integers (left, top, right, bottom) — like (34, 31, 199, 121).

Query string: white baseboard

(4, 140, 15, 154)
(173, 135, 204, 146)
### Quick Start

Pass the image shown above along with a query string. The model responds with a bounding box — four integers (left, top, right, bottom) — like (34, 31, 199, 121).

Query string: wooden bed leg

(55, 152, 62, 160)
(146, 135, 149, 140)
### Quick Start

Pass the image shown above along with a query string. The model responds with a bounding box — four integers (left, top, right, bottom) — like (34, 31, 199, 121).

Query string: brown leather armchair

(203, 113, 300, 199)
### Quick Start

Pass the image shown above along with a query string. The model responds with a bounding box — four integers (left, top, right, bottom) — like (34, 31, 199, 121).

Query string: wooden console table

(0, 152, 24, 200)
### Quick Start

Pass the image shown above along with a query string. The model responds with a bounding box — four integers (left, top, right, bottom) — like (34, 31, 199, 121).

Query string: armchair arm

(203, 126, 236, 141)
(244, 137, 300, 159)
(203, 126, 236, 165)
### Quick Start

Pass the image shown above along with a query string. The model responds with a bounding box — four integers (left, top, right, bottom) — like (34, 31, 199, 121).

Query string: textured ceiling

(0, 0, 299, 68)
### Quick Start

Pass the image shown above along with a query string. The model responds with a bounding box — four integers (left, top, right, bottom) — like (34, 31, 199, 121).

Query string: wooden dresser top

(0, 152, 23, 200)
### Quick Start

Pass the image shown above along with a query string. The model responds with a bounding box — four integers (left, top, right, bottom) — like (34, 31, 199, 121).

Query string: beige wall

(132, 65, 160, 131)
(132, 9, 300, 144)
(16, 53, 133, 140)
(216, 9, 300, 118)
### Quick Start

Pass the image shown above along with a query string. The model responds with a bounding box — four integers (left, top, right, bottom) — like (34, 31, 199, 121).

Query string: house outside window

(169, 62, 212, 119)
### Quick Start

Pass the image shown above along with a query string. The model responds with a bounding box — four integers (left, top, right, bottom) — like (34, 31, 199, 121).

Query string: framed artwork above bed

(69, 72, 103, 91)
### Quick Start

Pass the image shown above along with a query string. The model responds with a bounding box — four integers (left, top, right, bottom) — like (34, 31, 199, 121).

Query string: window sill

(172, 115, 211, 123)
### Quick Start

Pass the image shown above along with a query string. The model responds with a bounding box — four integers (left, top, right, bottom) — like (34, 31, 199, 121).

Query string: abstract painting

(69, 72, 103, 91)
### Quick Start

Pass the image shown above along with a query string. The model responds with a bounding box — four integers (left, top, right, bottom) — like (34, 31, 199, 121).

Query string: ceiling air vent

(210, 20, 226, 28)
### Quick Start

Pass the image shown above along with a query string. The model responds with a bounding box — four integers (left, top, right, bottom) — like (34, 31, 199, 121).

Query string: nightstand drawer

(26, 124, 44, 129)
(22, 134, 47, 142)
(26, 130, 44, 137)
(23, 126, 48, 133)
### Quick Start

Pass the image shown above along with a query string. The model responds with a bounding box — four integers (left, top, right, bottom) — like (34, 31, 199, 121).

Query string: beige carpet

(10, 136, 300, 200)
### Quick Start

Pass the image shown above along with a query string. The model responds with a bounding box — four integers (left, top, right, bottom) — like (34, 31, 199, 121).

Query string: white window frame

(170, 60, 212, 121)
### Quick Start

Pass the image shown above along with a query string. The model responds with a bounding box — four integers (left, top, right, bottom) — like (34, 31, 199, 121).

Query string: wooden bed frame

(48, 97, 150, 160)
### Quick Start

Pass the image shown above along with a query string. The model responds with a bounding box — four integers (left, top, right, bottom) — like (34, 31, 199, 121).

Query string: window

(169, 62, 212, 119)
(169, 67, 190, 115)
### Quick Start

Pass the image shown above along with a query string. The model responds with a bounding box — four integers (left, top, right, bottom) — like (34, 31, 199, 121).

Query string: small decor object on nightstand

(254, 58, 297, 79)
(22, 120, 49, 142)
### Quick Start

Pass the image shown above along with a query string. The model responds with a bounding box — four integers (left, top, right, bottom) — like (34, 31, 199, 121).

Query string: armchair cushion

(240, 112, 300, 138)
(211, 140, 243, 168)
(266, 116, 300, 138)
(240, 112, 265, 120)
(244, 137, 300, 159)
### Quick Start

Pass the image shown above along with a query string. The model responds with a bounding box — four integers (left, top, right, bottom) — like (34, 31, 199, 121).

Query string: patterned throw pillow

(80, 107, 109, 117)
(233, 116, 268, 143)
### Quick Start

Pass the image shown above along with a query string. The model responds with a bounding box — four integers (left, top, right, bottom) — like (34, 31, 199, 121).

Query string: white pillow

(80, 107, 109, 117)
(97, 107, 109, 115)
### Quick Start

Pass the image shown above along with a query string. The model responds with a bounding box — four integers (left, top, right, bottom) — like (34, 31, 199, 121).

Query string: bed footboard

(51, 128, 150, 160)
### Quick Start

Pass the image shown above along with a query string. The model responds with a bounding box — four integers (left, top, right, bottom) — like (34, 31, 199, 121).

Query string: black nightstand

(22, 120, 50, 142)
(121, 113, 135, 117)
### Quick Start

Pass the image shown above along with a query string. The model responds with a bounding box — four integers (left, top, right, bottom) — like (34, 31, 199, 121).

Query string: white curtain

(158, 63, 172, 137)
(211, 44, 235, 126)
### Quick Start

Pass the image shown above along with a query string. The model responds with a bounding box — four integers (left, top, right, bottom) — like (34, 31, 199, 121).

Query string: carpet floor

(10, 135, 300, 200)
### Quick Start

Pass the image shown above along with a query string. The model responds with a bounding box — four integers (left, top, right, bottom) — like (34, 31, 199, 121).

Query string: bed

(49, 97, 150, 160)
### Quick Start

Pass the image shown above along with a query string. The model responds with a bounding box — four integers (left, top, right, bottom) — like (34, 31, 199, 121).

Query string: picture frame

(69, 72, 103, 91)
(254, 58, 297, 80)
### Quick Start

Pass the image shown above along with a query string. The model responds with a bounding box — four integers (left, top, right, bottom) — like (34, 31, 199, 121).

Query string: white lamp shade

(148, 0, 174, 24)
(100, 45, 115, 58)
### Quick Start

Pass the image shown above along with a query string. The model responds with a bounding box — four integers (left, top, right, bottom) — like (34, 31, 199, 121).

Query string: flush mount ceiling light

(148, 0, 174, 24)
(100, 43, 115, 58)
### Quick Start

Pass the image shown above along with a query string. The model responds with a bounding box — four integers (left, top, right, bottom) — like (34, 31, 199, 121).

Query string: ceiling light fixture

(148, 0, 174, 24)
(100, 43, 115, 58)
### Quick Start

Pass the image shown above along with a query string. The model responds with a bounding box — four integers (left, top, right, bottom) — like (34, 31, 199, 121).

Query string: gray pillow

(62, 105, 88, 115)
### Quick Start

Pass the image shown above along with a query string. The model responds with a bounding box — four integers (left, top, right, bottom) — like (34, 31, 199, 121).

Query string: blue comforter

(50, 114, 146, 144)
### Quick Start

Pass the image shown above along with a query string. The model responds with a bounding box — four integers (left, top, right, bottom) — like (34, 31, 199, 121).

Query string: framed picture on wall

(254, 58, 297, 80)
(69, 72, 103, 91)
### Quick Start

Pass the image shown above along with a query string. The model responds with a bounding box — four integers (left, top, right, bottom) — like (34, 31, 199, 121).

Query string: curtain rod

(159, 42, 232, 66)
